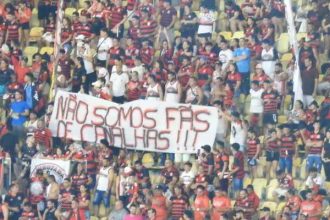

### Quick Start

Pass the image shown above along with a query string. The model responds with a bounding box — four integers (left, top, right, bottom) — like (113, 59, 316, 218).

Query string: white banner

(284, 0, 303, 102)
(30, 158, 71, 183)
(49, 91, 218, 153)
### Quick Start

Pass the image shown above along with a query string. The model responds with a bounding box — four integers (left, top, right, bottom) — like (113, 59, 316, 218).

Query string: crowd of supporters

(0, 0, 330, 219)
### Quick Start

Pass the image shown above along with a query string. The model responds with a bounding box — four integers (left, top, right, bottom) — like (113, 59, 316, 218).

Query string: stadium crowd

(0, 0, 330, 219)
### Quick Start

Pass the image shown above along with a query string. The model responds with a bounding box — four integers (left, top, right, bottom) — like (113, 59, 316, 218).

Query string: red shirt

(160, 166, 179, 184)
(299, 200, 321, 220)
(280, 134, 296, 157)
(109, 6, 126, 28)
(34, 128, 52, 150)
(227, 72, 241, 87)
(279, 174, 294, 189)
(140, 47, 154, 66)
(248, 192, 260, 210)
(197, 65, 213, 87)
(235, 197, 254, 219)
(139, 19, 157, 38)
(232, 151, 245, 179)
(178, 64, 194, 87)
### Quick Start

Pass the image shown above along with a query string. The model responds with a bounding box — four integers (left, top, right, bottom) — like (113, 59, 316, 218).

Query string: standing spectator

(305, 121, 324, 172)
(93, 157, 115, 218)
(259, 40, 278, 80)
(146, 74, 163, 102)
(160, 159, 179, 190)
(5, 183, 24, 220)
(164, 72, 182, 103)
(211, 188, 231, 219)
(138, 9, 158, 40)
(95, 28, 112, 68)
(229, 143, 245, 195)
(16, 2, 32, 47)
(279, 124, 296, 174)
(192, 185, 210, 220)
(213, 141, 230, 192)
(179, 5, 198, 39)
(249, 80, 264, 128)
(169, 186, 189, 220)
(218, 40, 233, 71)
(197, 6, 216, 40)
(41, 200, 57, 220)
(23, 73, 38, 110)
(265, 128, 280, 183)
(157, 0, 177, 43)
(262, 80, 280, 134)
(5, 13, 19, 44)
(151, 185, 169, 220)
(10, 91, 29, 141)
(301, 57, 319, 106)
(110, 58, 129, 104)
(233, 38, 251, 95)
(0, 59, 13, 101)
(246, 129, 261, 181)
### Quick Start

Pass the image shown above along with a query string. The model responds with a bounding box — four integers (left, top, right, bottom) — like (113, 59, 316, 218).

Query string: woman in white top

(260, 40, 278, 79)
(164, 72, 182, 103)
(185, 77, 204, 105)
(96, 28, 112, 67)
(146, 74, 163, 101)
(197, 6, 216, 39)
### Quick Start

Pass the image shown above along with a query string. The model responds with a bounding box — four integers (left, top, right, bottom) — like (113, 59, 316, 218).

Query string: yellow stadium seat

(259, 136, 265, 144)
(142, 153, 154, 168)
(281, 53, 293, 62)
(261, 201, 278, 215)
(252, 178, 267, 198)
(39, 47, 54, 55)
(278, 115, 287, 124)
(297, 32, 307, 41)
(315, 96, 325, 105)
(65, 7, 77, 18)
(193, 10, 200, 17)
(300, 159, 307, 179)
(243, 177, 252, 188)
(276, 201, 287, 216)
(23, 46, 39, 66)
(29, 27, 44, 42)
(219, 31, 233, 40)
(175, 30, 181, 37)
(232, 31, 245, 39)
(231, 200, 236, 208)
(276, 33, 289, 54)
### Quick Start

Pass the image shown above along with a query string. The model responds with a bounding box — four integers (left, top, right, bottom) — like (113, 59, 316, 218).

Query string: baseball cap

(260, 207, 270, 212)
(201, 145, 211, 153)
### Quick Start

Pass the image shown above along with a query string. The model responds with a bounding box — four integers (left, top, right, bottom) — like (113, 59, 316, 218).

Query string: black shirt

(0, 131, 18, 161)
(4, 193, 24, 213)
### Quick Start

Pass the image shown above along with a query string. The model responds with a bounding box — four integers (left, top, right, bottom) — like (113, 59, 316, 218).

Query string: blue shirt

(10, 100, 29, 126)
(233, 47, 251, 74)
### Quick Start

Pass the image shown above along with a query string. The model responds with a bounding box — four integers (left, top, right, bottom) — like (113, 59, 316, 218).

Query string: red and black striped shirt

(71, 174, 88, 192)
(140, 47, 154, 66)
(246, 138, 260, 158)
(262, 89, 280, 113)
(5, 21, 19, 41)
(266, 138, 280, 152)
(308, 132, 324, 155)
(170, 195, 189, 219)
(76, 23, 92, 38)
(139, 19, 157, 38)
(110, 6, 126, 28)
(108, 46, 124, 66)
(280, 135, 296, 157)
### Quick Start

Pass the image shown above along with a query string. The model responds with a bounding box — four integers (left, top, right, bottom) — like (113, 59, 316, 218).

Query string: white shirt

(219, 49, 233, 70)
(250, 88, 264, 113)
(97, 37, 112, 61)
(79, 44, 95, 74)
(180, 170, 195, 186)
(110, 71, 129, 97)
(305, 174, 324, 189)
(129, 64, 146, 81)
(261, 47, 276, 79)
(197, 11, 216, 34)
(165, 80, 180, 103)
(96, 166, 112, 191)
(217, 113, 227, 135)
(230, 120, 246, 150)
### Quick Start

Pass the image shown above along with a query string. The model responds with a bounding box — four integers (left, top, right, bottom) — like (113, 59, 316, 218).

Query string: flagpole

(49, 0, 64, 101)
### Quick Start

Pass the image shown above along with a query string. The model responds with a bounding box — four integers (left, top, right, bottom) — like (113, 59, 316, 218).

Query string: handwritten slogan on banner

(49, 91, 218, 153)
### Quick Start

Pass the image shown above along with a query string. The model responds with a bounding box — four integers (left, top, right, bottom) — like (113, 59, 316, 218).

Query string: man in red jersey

(299, 190, 322, 220)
